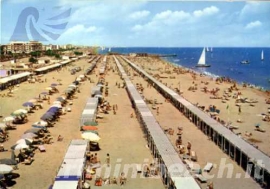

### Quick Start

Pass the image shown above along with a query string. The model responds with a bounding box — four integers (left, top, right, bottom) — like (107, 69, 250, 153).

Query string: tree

(55, 54, 61, 59)
(29, 57, 37, 63)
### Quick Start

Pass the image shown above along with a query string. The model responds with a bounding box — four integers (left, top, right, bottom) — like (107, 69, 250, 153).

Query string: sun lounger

(203, 162, 213, 172)
(38, 145, 46, 152)
(255, 128, 266, 132)
(136, 164, 142, 173)
(22, 158, 34, 165)
(191, 151, 197, 161)
(195, 174, 207, 183)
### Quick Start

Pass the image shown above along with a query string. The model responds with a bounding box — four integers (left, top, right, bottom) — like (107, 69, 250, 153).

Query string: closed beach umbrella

(0, 164, 13, 174)
(21, 133, 37, 139)
(22, 102, 34, 107)
(81, 132, 100, 142)
(24, 128, 41, 134)
(11, 143, 29, 150)
(82, 126, 98, 131)
(3, 116, 15, 123)
(16, 138, 33, 145)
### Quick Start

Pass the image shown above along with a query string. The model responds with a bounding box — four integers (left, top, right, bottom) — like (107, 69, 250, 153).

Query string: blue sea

(100, 47, 270, 90)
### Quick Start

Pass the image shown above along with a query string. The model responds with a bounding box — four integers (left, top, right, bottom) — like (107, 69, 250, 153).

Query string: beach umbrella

(16, 138, 33, 145)
(97, 84, 104, 87)
(40, 113, 54, 121)
(84, 130, 99, 135)
(11, 143, 29, 150)
(79, 74, 85, 78)
(76, 78, 81, 82)
(28, 99, 37, 103)
(69, 84, 77, 88)
(0, 164, 13, 174)
(84, 121, 98, 126)
(45, 87, 52, 91)
(21, 133, 37, 139)
(3, 116, 15, 123)
(81, 132, 100, 142)
(0, 123, 6, 130)
(11, 109, 27, 116)
(50, 104, 62, 108)
(47, 108, 59, 114)
(82, 126, 98, 131)
(24, 128, 41, 134)
(51, 83, 58, 87)
(32, 121, 48, 128)
(94, 94, 103, 99)
(53, 101, 61, 105)
(22, 102, 34, 107)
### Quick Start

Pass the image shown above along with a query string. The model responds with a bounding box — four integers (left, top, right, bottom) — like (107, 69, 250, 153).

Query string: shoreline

(160, 57, 270, 94)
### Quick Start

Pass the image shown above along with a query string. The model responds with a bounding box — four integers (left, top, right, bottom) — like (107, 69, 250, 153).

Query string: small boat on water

(261, 50, 264, 61)
(241, 60, 250, 64)
(196, 48, 211, 67)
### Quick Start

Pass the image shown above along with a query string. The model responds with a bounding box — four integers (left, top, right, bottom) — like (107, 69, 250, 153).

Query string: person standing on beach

(187, 141, 192, 155)
(238, 106, 241, 114)
(106, 153, 110, 167)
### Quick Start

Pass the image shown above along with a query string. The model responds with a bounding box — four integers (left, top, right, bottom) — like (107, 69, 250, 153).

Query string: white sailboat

(196, 48, 211, 67)
(108, 47, 111, 52)
(206, 47, 209, 52)
(261, 50, 264, 61)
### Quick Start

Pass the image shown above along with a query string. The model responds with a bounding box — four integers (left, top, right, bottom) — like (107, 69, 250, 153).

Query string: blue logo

(10, 7, 71, 41)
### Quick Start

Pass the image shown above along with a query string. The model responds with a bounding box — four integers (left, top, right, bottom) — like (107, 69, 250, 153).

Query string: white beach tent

(52, 181, 78, 189)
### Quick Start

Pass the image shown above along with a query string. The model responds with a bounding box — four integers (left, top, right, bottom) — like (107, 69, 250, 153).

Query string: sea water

(101, 47, 270, 90)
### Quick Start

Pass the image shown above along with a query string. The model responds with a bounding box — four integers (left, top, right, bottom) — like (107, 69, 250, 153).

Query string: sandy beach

(117, 56, 264, 189)
(0, 56, 164, 189)
(126, 56, 270, 156)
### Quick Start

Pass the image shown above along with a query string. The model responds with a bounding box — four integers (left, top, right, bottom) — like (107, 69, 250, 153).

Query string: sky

(1, 0, 270, 47)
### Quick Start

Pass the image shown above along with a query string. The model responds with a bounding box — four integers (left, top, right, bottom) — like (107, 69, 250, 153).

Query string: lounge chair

(191, 151, 197, 161)
(255, 127, 266, 132)
(203, 162, 213, 172)
(38, 145, 46, 152)
(195, 174, 207, 183)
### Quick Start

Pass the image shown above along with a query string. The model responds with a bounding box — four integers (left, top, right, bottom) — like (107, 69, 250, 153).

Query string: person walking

(106, 153, 110, 167)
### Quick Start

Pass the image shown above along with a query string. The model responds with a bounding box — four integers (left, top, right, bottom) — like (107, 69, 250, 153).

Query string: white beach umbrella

(3, 116, 15, 123)
(53, 101, 61, 105)
(81, 132, 100, 142)
(11, 143, 29, 150)
(16, 138, 33, 145)
(0, 123, 6, 130)
(0, 164, 13, 174)
(51, 104, 62, 108)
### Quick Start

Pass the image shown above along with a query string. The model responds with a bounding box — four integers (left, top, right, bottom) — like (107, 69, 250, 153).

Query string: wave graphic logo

(10, 7, 71, 41)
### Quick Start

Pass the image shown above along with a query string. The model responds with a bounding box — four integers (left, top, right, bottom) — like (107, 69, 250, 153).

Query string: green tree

(29, 57, 37, 63)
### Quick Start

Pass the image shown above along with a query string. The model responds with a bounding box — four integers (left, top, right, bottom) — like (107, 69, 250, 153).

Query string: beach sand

(127, 56, 270, 156)
(118, 56, 266, 189)
(0, 56, 164, 189)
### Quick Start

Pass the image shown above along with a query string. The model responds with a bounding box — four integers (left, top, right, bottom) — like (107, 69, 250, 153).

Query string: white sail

(211, 47, 213, 52)
(206, 47, 209, 52)
(108, 48, 111, 52)
(261, 50, 264, 60)
(198, 48, 206, 65)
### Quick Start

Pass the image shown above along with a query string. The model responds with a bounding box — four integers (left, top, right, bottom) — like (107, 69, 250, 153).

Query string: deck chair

(195, 174, 207, 183)
(203, 162, 213, 172)
(38, 145, 46, 152)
